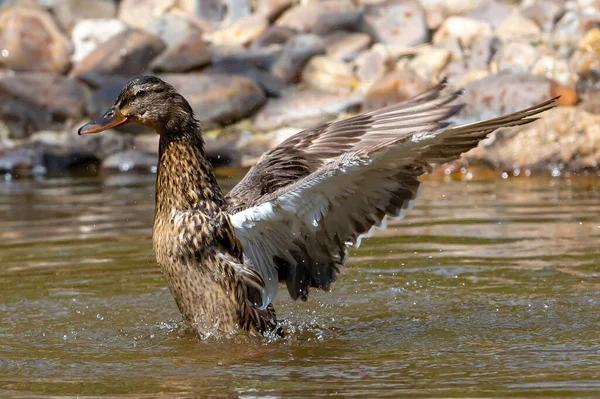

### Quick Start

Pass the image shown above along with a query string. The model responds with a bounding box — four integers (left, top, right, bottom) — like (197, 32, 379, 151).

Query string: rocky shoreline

(0, 0, 599, 178)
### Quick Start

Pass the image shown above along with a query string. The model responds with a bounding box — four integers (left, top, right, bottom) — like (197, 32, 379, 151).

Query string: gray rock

(363, 0, 428, 47)
(253, 89, 362, 131)
(207, 65, 285, 96)
(496, 12, 541, 43)
(464, 0, 511, 29)
(180, 0, 251, 24)
(0, 145, 40, 175)
(102, 149, 157, 173)
(0, 7, 71, 73)
(254, 0, 293, 22)
(363, 69, 430, 111)
(270, 34, 326, 83)
(354, 44, 393, 89)
(159, 73, 267, 127)
(118, 0, 173, 29)
(147, 13, 211, 72)
(71, 29, 166, 77)
(491, 41, 541, 74)
(211, 44, 282, 70)
(71, 18, 128, 63)
(44, 0, 117, 33)
(251, 25, 297, 48)
(0, 74, 87, 139)
(418, 0, 482, 29)
(521, 0, 566, 32)
(276, 0, 363, 34)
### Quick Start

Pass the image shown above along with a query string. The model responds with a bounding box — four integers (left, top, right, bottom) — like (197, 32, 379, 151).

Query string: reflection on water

(1, 174, 599, 397)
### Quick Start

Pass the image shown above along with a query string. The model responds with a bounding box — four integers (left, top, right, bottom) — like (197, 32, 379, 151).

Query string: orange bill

(78, 107, 128, 135)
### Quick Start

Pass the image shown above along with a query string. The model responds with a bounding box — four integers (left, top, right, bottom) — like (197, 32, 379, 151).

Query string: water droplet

(1, 49, 8, 57)
(501, 172, 508, 179)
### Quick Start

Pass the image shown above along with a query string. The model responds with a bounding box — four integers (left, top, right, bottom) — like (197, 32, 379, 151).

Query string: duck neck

(155, 118, 224, 217)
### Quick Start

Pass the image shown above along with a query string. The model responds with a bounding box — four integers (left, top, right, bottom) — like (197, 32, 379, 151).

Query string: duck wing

(229, 91, 556, 305)
(225, 79, 462, 213)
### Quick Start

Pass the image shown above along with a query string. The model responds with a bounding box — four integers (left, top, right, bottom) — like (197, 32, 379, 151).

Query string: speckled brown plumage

(78, 76, 556, 338)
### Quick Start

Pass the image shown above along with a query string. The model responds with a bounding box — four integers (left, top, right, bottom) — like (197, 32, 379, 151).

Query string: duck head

(78, 76, 194, 135)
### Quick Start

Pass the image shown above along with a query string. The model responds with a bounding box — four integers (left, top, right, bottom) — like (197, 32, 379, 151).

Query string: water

(1, 174, 599, 397)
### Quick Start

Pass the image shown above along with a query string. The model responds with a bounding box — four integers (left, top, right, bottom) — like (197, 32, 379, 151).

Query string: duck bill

(78, 107, 128, 135)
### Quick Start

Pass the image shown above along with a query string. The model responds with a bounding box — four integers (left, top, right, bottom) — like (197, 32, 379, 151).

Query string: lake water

(1, 173, 599, 397)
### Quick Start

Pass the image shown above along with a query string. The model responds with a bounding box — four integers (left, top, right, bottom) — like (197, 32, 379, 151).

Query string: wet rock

(496, 12, 541, 43)
(46, 0, 117, 33)
(522, 0, 566, 32)
(71, 18, 127, 63)
(0, 7, 71, 73)
(159, 73, 266, 127)
(0, 145, 40, 175)
(302, 56, 357, 93)
(118, 0, 173, 29)
(254, 0, 293, 22)
(463, 0, 511, 29)
(210, 13, 268, 46)
(270, 34, 326, 83)
(465, 106, 600, 172)
(325, 32, 372, 62)
(71, 29, 166, 77)
(102, 149, 157, 173)
(363, 0, 428, 47)
(433, 17, 493, 47)
(252, 26, 296, 48)
(458, 72, 555, 122)
(408, 46, 451, 81)
(354, 44, 393, 88)
(204, 130, 243, 167)
(253, 89, 362, 131)
(491, 41, 540, 74)
(31, 127, 125, 160)
(147, 13, 211, 73)
(276, 1, 363, 34)
(363, 69, 430, 111)
(0, 74, 87, 139)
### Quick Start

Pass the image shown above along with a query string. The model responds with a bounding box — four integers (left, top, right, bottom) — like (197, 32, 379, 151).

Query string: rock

(146, 13, 211, 72)
(570, 28, 600, 77)
(159, 73, 266, 126)
(118, 0, 173, 29)
(457, 72, 555, 122)
(132, 133, 159, 154)
(433, 17, 493, 47)
(302, 56, 357, 93)
(491, 41, 540, 73)
(102, 149, 157, 173)
(465, 106, 600, 172)
(463, 0, 511, 29)
(419, 0, 483, 29)
(31, 127, 126, 160)
(521, 0, 566, 32)
(204, 130, 244, 167)
(270, 34, 326, 83)
(0, 146, 40, 175)
(253, 89, 362, 131)
(207, 65, 285, 96)
(532, 54, 574, 87)
(179, 0, 227, 22)
(354, 44, 393, 88)
(496, 11, 541, 43)
(364, 0, 428, 47)
(467, 35, 500, 70)
(0, 7, 71, 73)
(408, 46, 451, 80)
(71, 18, 128, 63)
(254, 0, 293, 22)
(252, 26, 296, 48)
(276, 1, 363, 34)
(363, 69, 430, 111)
(45, 0, 117, 33)
(210, 13, 268, 46)
(325, 32, 372, 62)
(85, 75, 128, 116)
(212, 45, 282, 71)
(0, 74, 87, 139)
(71, 29, 166, 77)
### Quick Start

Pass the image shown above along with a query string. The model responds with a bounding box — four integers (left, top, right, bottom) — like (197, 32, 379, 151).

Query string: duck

(78, 76, 555, 338)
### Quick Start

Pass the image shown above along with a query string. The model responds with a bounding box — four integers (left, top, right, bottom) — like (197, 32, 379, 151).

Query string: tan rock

(46, 0, 117, 33)
(364, 0, 428, 47)
(276, 0, 362, 33)
(71, 18, 128, 63)
(433, 17, 493, 47)
(210, 14, 268, 45)
(408, 46, 451, 81)
(0, 7, 71, 73)
(302, 56, 358, 93)
(354, 44, 393, 89)
(363, 69, 430, 111)
(496, 12, 541, 42)
(419, 0, 483, 29)
(491, 41, 540, 73)
(325, 32, 372, 62)
(118, 0, 174, 29)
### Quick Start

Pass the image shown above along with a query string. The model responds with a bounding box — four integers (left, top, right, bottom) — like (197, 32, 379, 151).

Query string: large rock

(276, 0, 363, 34)
(465, 106, 600, 172)
(363, 0, 428, 47)
(209, 14, 269, 46)
(0, 7, 71, 73)
(118, 0, 173, 29)
(159, 73, 266, 127)
(522, 0, 566, 32)
(270, 34, 326, 83)
(433, 16, 493, 46)
(353, 44, 393, 89)
(45, 0, 117, 33)
(146, 13, 211, 72)
(490, 41, 540, 74)
(302, 56, 357, 93)
(254, 0, 293, 21)
(325, 32, 372, 62)
(418, 0, 483, 29)
(71, 18, 128, 63)
(495, 11, 541, 43)
(71, 29, 166, 77)
(0, 74, 87, 139)
(408, 46, 451, 81)
(253, 89, 362, 131)
(463, 0, 511, 29)
(363, 69, 430, 111)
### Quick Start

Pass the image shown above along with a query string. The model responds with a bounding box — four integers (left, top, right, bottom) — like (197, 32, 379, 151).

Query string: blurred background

(1, 1, 600, 398)
(0, 0, 598, 177)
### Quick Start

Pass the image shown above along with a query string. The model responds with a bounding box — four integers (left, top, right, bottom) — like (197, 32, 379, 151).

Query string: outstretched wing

(225, 79, 462, 212)
(231, 97, 556, 305)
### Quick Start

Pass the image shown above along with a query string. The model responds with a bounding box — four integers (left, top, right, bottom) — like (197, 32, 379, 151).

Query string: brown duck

(79, 76, 555, 337)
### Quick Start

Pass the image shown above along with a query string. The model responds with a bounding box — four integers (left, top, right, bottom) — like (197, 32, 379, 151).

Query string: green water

(1, 174, 599, 397)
